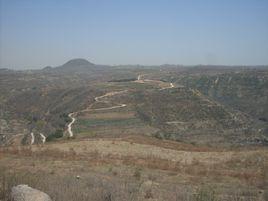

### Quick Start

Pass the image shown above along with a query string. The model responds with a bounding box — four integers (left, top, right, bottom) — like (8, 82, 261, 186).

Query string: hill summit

(53, 58, 97, 73)
(62, 58, 94, 67)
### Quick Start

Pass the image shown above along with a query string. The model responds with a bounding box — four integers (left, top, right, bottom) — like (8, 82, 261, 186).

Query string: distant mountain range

(40, 58, 268, 73)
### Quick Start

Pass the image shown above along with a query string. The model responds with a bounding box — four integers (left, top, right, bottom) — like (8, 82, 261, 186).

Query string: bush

(60, 113, 71, 123)
(46, 129, 63, 141)
(133, 168, 141, 180)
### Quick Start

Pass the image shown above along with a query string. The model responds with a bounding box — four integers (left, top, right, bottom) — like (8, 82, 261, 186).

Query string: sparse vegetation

(194, 186, 217, 201)
(0, 140, 266, 200)
(1, 61, 267, 200)
(46, 129, 64, 141)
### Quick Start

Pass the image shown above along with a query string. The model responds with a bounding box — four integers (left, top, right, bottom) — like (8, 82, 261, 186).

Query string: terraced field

(72, 90, 159, 139)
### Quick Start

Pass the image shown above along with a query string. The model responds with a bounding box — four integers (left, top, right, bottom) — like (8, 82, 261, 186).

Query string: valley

(0, 59, 267, 201)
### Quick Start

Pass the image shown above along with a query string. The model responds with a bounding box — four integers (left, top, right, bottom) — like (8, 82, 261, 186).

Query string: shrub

(144, 189, 153, 199)
(133, 168, 142, 180)
(46, 129, 63, 141)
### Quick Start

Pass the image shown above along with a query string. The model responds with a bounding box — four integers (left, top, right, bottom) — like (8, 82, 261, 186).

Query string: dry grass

(81, 111, 136, 119)
(0, 138, 267, 201)
(1, 143, 267, 188)
(1, 167, 265, 201)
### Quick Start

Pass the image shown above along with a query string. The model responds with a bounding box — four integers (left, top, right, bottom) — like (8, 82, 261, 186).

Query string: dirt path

(67, 113, 76, 137)
(30, 132, 35, 145)
(135, 74, 175, 90)
(160, 82, 174, 90)
(92, 104, 126, 111)
(66, 74, 174, 138)
(67, 90, 128, 137)
(39, 133, 46, 144)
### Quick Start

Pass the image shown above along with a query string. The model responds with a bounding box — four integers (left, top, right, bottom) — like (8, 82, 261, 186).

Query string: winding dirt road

(67, 75, 174, 137)
(67, 112, 76, 137)
(67, 90, 128, 137)
(135, 74, 175, 90)
(2, 74, 174, 145)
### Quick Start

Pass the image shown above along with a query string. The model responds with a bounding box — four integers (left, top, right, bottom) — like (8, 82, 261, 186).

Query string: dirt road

(67, 90, 128, 137)
(135, 74, 174, 90)
(66, 74, 174, 137)
(30, 132, 35, 145)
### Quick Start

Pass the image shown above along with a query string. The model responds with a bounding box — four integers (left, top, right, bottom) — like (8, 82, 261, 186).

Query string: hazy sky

(1, 0, 268, 69)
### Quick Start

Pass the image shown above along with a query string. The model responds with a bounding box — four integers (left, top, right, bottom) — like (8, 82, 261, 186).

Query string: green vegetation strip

(77, 118, 142, 127)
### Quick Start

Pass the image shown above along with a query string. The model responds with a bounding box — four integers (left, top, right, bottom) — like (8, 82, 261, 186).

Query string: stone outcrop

(11, 184, 52, 201)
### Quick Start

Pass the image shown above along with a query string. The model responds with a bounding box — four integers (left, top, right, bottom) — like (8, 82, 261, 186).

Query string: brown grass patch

(81, 112, 135, 119)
